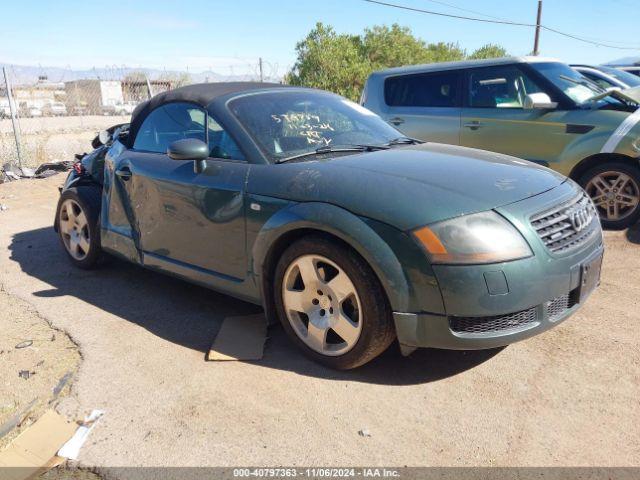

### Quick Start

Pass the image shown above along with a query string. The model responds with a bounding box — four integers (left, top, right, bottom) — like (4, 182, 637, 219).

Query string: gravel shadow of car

(9, 226, 503, 386)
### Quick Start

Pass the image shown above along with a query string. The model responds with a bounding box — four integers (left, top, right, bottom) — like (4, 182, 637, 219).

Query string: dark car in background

(55, 83, 603, 368)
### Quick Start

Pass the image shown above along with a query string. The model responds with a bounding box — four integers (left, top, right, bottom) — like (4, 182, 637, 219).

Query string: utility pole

(259, 57, 264, 82)
(2, 66, 23, 168)
(533, 0, 542, 56)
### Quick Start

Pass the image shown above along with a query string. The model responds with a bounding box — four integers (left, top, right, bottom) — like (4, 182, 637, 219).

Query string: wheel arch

(54, 181, 103, 232)
(252, 202, 410, 325)
(569, 152, 640, 182)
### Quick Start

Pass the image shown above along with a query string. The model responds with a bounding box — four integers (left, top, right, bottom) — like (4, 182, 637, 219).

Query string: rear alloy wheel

(581, 163, 640, 229)
(274, 235, 396, 369)
(56, 186, 103, 269)
(59, 199, 91, 261)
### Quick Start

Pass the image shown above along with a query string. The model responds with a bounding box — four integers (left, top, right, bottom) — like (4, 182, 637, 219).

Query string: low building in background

(64, 80, 124, 115)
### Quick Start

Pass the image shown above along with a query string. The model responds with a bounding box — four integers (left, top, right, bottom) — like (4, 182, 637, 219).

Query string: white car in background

(20, 105, 43, 118)
(114, 101, 137, 116)
(617, 66, 640, 78)
(42, 102, 68, 116)
(572, 64, 640, 90)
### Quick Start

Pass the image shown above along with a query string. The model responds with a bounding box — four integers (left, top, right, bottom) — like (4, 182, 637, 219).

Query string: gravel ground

(0, 175, 638, 471)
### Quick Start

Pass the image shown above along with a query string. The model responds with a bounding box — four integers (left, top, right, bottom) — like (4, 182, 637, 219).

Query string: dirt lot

(0, 287, 79, 449)
(0, 175, 638, 470)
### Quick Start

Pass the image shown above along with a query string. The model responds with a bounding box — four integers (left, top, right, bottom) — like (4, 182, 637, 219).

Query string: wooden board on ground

(207, 314, 267, 361)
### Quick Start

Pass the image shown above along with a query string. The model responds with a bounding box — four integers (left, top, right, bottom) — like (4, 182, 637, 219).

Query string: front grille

(546, 292, 578, 322)
(530, 192, 600, 254)
(450, 307, 538, 335)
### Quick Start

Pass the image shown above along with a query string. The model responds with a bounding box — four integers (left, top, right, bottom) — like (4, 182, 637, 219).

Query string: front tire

(274, 235, 396, 369)
(579, 162, 640, 230)
(56, 186, 102, 269)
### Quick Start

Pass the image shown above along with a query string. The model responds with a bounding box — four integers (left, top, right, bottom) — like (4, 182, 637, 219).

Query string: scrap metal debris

(19, 167, 35, 178)
(52, 371, 73, 399)
(15, 340, 33, 349)
(2, 163, 25, 181)
(358, 429, 372, 437)
(34, 160, 73, 178)
(18, 370, 34, 380)
(0, 160, 73, 182)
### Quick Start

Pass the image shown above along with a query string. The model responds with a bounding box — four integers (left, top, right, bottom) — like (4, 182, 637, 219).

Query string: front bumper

(395, 181, 604, 352)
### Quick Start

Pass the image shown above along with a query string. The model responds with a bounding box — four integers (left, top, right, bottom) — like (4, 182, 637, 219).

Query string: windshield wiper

(559, 74, 603, 92)
(276, 144, 389, 163)
(386, 136, 424, 146)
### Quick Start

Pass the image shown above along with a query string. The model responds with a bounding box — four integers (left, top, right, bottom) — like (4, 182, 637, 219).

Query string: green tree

(361, 24, 432, 69)
(426, 42, 466, 63)
(286, 23, 369, 101)
(469, 44, 509, 60)
(286, 23, 506, 101)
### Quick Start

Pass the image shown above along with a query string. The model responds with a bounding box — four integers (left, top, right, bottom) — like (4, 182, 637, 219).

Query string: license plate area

(578, 252, 603, 303)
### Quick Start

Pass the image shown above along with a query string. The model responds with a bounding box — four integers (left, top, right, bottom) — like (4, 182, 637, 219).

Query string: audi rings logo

(568, 203, 594, 232)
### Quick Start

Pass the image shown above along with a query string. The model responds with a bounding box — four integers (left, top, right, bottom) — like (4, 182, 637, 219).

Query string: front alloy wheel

(282, 254, 363, 356)
(274, 235, 396, 369)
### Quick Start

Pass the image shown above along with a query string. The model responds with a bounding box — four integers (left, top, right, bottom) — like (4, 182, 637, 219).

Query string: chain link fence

(0, 59, 287, 174)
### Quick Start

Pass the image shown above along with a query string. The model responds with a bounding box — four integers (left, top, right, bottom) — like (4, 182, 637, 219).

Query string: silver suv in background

(361, 57, 640, 229)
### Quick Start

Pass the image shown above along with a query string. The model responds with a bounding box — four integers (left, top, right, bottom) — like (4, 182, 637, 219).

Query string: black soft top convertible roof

(128, 82, 290, 146)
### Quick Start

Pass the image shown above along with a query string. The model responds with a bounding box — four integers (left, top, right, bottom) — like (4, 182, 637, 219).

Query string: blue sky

(2, 0, 638, 76)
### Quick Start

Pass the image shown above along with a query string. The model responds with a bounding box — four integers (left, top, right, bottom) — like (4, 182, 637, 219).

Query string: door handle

(388, 117, 405, 126)
(115, 167, 132, 181)
(463, 121, 484, 130)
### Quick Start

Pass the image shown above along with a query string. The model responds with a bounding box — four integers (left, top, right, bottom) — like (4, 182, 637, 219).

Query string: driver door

(104, 101, 249, 281)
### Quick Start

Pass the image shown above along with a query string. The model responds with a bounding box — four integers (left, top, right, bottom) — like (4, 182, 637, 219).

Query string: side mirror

(167, 139, 209, 161)
(524, 93, 558, 110)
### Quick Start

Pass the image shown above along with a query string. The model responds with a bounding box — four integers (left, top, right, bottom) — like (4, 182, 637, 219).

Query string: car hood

(249, 143, 566, 231)
(588, 85, 640, 104)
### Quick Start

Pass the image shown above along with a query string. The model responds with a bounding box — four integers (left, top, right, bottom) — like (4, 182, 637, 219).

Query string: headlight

(413, 211, 533, 264)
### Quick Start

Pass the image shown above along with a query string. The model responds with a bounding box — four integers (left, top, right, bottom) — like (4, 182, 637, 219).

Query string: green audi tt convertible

(54, 83, 604, 369)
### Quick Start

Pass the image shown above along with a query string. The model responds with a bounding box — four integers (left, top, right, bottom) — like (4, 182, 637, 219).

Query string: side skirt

(101, 228, 263, 307)
(141, 252, 262, 306)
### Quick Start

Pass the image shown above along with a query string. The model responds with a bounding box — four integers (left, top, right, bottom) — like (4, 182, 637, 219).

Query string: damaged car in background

(54, 83, 603, 369)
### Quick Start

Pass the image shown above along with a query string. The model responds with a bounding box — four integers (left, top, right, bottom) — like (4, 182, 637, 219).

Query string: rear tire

(56, 186, 103, 269)
(273, 235, 396, 369)
(579, 162, 640, 230)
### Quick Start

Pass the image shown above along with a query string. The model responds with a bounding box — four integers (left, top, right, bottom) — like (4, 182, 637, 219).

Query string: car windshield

(229, 90, 401, 162)
(532, 62, 606, 104)
(598, 66, 640, 88)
